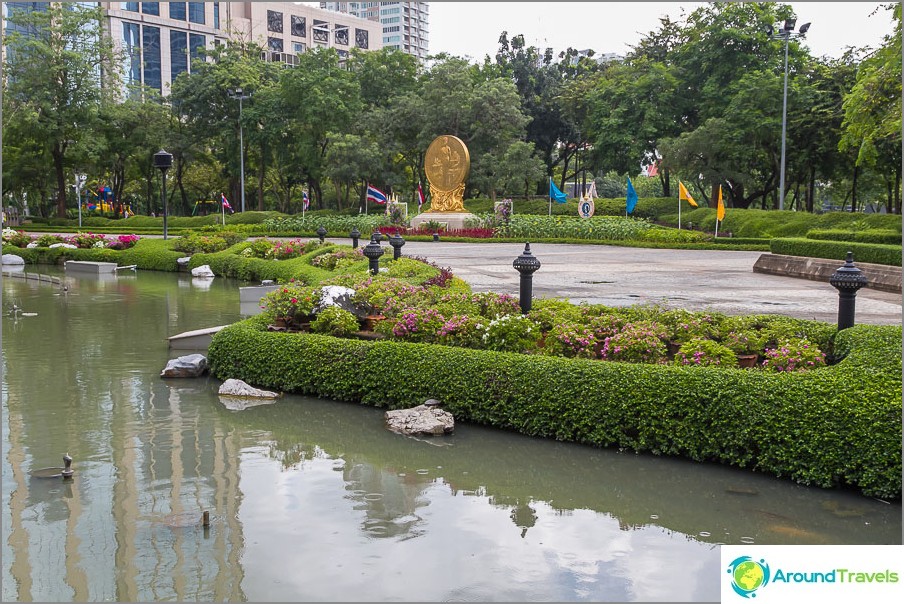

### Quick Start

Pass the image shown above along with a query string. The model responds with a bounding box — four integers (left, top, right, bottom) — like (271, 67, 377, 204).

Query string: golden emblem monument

(425, 135, 470, 212)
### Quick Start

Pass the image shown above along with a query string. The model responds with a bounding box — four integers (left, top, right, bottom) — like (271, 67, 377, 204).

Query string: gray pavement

(330, 239, 902, 326)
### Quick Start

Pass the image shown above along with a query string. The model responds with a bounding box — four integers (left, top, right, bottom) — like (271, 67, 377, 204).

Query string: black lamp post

(153, 149, 173, 239)
(350, 227, 361, 249)
(512, 242, 541, 314)
(317, 225, 327, 244)
(767, 18, 810, 210)
(829, 252, 867, 330)
(227, 87, 251, 212)
(373, 231, 384, 243)
(362, 234, 384, 275)
(389, 232, 405, 260)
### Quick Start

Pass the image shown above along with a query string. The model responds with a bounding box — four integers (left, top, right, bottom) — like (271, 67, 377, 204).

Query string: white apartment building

(3, 2, 383, 96)
(320, 2, 428, 60)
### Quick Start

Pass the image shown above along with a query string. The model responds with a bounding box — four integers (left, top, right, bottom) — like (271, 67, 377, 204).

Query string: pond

(1, 267, 900, 602)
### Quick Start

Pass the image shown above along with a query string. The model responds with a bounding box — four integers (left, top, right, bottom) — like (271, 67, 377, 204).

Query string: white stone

(2, 254, 25, 265)
(177, 257, 191, 266)
(385, 405, 455, 436)
(49, 243, 77, 249)
(160, 354, 208, 378)
(218, 378, 280, 399)
(191, 264, 215, 278)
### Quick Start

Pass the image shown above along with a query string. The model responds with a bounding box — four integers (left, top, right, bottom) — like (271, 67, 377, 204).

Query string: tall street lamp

(227, 87, 251, 213)
(767, 18, 810, 211)
(153, 149, 173, 240)
(74, 172, 86, 229)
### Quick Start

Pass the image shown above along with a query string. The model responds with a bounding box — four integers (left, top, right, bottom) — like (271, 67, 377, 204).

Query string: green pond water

(1, 267, 900, 602)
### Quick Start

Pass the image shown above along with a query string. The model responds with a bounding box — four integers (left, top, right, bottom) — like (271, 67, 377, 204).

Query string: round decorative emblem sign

(579, 199, 595, 218)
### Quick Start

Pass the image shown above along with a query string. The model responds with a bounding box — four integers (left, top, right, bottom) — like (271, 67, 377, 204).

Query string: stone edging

(752, 253, 901, 294)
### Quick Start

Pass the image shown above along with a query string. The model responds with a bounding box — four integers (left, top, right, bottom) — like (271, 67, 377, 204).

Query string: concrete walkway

(338, 239, 902, 326)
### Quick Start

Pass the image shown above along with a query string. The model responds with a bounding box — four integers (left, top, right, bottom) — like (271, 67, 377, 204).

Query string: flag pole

(548, 177, 552, 216)
(222, 196, 226, 226)
(678, 194, 682, 230)
(715, 217, 719, 239)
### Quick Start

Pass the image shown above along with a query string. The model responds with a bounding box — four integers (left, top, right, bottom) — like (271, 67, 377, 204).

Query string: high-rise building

(4, 2, 383, 97)
(320, 2, 428, 60)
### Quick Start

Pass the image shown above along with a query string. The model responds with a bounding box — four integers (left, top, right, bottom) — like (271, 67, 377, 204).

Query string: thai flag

(417, 183, 426, 208)
(221, 193, 233, 213)
(366, 184, 388, 205)
(303, 190, 310, 210)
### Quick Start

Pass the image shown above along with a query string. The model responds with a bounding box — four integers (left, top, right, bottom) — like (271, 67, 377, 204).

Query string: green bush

(311, 306, 360, 336)
(770, 238, 902, 266)
(207, 318, 902, 498)
(805, 229, 902, 245)
(662, 207, 902, 238)
(674, 338, 738, 367)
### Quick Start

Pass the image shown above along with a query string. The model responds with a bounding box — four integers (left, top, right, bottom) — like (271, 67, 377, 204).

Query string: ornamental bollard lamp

(373, 231, 384, 243)
(513, 242, 541, 314)
(153, 149, 173, 240)
(317, 225, 327, 244)
(363, 235, 384, 275)
(389, 233, 405, 260)
(829, 251, 868, 331)
(433, 232, 440, 242)
(350, 227, 361, 249)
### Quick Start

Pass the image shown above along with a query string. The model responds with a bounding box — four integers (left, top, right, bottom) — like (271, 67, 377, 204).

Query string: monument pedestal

(410, 211, 478, 231)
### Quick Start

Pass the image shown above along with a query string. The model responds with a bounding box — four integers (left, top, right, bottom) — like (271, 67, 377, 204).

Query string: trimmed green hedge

(208, 317, 902, 498)
(661, 207, 902, 238)
(770, 238, 902, 266)
(806, 229, 902, 245)
(1, 238, 184, 271)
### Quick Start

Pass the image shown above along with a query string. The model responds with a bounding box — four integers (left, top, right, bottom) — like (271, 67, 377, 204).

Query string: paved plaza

(349, 240, 902, 326)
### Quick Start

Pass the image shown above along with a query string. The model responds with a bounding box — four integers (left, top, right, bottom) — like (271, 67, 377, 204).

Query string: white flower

(26, 242, 38, 248)
(49, 243, 78, 249)
(93, 240, 106, 248)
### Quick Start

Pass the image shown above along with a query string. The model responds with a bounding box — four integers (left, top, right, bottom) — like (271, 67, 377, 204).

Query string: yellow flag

(678, 181, 698, 207)
(717, 185, 725, 221)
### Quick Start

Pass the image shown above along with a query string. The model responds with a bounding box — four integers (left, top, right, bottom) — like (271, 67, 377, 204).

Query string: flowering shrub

(385, 308, 446, 343)
(107, 234, 140, 250)
(311, 248, 363, 271)
(353, 277, 431, 315)
(260, 283, 320, 325)
(477, 314, 541, 353)
(272, 238, 319, 260)
(720, 328, 767, 356)
(310, 306, 360, 336)
(173, 233, 228, 254)
(661, 309, 720, 343)
(674, 337, 738, 367)
(761, 338, 827, 372)
(2, 227, 32, 248)
(67, 232, 108, 249)
(35, 234, 66, 247)
(379, 226, 496, 238)
(543, 322, 598, 359)
(436, 314, 483, 348)
(600, 321, 669, 364)
(587, 313, 628, 341)
(528, 300, 586, 331)
(242, 239, 275, 259)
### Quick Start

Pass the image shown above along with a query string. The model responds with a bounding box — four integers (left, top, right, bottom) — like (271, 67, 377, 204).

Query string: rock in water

(385, 404, 454, 436)
(160, 354, 208, 378)
(218, 378, 280, 399)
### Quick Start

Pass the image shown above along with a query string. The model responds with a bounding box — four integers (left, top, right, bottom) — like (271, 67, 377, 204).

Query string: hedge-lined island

(3, 224, 901, 500)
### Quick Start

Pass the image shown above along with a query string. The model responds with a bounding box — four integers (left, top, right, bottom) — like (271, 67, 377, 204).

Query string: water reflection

(2, 269, 900, 602)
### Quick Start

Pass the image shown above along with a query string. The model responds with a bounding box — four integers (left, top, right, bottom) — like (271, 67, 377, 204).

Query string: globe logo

(727, 556, 771, 598)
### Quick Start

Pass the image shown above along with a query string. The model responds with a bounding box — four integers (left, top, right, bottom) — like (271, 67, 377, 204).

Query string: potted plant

(260, 283, 319, 330)
(761, 338, 827, 372)
(720, 328, 767, 368)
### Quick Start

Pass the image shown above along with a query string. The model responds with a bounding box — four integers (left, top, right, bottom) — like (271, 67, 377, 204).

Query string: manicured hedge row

(1, 238, 184, 271)
(661, 207, 902, 238)
(208, 317, 902, 498)
(770, 238, 902, 266)
(806, 228, 902, 245)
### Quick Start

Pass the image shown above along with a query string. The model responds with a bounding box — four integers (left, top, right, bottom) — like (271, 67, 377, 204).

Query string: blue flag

(626, 177, 638, 214)
(549, 178, 568, 204)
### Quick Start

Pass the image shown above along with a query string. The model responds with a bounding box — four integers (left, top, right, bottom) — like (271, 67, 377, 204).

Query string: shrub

(385, 308, 446, 343)
(806, 228, 902, 245)
(674, 338, 738, 367)
(311, 306, 360, 336)
(67, 232, 108, 249)
(311, 248, 364, 271)
(107, 234, 140, 250)
(543, 321, 599, 359)
(2, 228, 33, 247)
(761, 338, 827, 372)
(436, 314, 483, 348)
(260, 283, 320, 325)
(600, 321, 669, 364)
(769, 238, 901, 266)
(477, 314, 541, 353)
(173, 232, 229, 254)
(35, 233, 65, 247)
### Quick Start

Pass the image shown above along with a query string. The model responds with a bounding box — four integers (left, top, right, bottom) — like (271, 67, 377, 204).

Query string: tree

(3, 3, 120, 217)
(840, 4, 902, 214)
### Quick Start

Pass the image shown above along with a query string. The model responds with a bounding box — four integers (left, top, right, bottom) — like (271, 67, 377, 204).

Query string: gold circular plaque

(425, 135, 470, 193)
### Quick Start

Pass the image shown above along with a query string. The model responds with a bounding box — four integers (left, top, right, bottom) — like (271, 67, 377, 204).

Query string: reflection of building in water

(2, 365, 247, 600)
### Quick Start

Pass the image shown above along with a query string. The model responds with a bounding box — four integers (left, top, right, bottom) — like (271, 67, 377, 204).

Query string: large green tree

(3, 3, 120, 217)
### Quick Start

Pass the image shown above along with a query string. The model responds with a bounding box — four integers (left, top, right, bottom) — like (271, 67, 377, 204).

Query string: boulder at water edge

(191, 264, 215, 278)
(2, 254, 25, 265)
(218, 378, 280, 399)
(160, 354, 208, 378)
(385, 403, 454, 436)
(314, 285, 362, 318)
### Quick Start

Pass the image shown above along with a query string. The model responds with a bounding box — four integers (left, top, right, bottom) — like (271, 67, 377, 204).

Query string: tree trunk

(806, 166, 815, 213)
(257, 156, 265, 212)
(52, 144, 67, 218)
(850, 165, 859, 213)
(895, 169, 902, 215)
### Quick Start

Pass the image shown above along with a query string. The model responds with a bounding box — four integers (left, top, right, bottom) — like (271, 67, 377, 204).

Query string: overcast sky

(425, 2, 896, 62)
